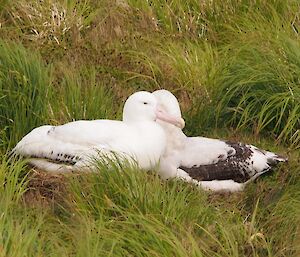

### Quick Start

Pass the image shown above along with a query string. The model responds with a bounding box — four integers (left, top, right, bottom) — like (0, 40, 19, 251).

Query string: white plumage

(13, 91, 185, 172)
(153, 89, 287, 192)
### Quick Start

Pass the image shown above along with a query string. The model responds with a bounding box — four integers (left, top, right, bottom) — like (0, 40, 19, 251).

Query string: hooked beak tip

(177, 118, 185, 129)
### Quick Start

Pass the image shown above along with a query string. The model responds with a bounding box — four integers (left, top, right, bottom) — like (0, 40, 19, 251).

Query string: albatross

(13, 91, 185, 172)
(152, 89, 287, 192)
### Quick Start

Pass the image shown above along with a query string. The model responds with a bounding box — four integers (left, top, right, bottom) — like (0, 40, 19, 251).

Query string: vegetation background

(0, 0, 299, 256)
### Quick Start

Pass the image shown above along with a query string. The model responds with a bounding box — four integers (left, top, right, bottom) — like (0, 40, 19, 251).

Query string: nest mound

(23, 170, 67, 207)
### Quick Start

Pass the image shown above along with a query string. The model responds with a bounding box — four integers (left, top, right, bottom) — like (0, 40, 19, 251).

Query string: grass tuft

(0, 40, 52, 149)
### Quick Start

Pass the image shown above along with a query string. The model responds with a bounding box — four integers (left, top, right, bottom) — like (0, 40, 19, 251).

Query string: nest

(23, 169, 67, 207)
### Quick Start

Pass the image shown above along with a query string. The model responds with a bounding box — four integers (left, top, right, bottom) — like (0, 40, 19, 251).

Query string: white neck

(157, 120, 186, 151)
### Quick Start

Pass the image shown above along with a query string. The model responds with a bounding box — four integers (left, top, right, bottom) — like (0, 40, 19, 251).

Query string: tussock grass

(212, 19, 300, 148)
(6, 0, 93, 48)
(69, 160, 210, 223)
(67, 164, 218, 256)
(50, 67, 119, 123)
(0, 156, 298, 256)
(64, 159, 298, 256)
(0, 158, 44, 257)
(0, 40, 52, 148)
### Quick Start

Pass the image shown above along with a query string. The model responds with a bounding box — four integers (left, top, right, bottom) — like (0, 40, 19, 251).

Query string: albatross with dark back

(153, 89, 287, 192)
(179, 141, 286, 183)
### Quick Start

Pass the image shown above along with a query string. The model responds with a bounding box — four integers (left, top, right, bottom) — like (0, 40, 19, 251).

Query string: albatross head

(123, 91, 185, 128)
(152, 89, 185, 129)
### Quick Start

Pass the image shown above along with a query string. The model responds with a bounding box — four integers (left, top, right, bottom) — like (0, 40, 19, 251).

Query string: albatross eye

(143, 102, 148, 105)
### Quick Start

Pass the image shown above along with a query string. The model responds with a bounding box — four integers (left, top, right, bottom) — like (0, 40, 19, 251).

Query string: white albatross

(152, 89, 287, 192)
(13, 91, 185, 172)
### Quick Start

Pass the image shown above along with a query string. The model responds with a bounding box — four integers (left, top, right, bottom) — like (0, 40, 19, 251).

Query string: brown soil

(23, 169, 67, 207)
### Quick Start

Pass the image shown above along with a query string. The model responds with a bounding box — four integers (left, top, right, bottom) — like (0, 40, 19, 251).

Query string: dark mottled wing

(179, 142, 256, 183)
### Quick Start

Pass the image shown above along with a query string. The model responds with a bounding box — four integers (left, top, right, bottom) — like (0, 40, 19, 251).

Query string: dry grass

(23, 170, 67, 207)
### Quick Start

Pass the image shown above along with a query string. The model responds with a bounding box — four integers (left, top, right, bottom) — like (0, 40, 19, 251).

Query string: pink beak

(155, 107, 185, 129)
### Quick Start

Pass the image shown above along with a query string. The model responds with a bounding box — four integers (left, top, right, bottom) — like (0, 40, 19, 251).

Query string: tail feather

(265, 151, 288, 166)
(267, 157, 287, 167)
